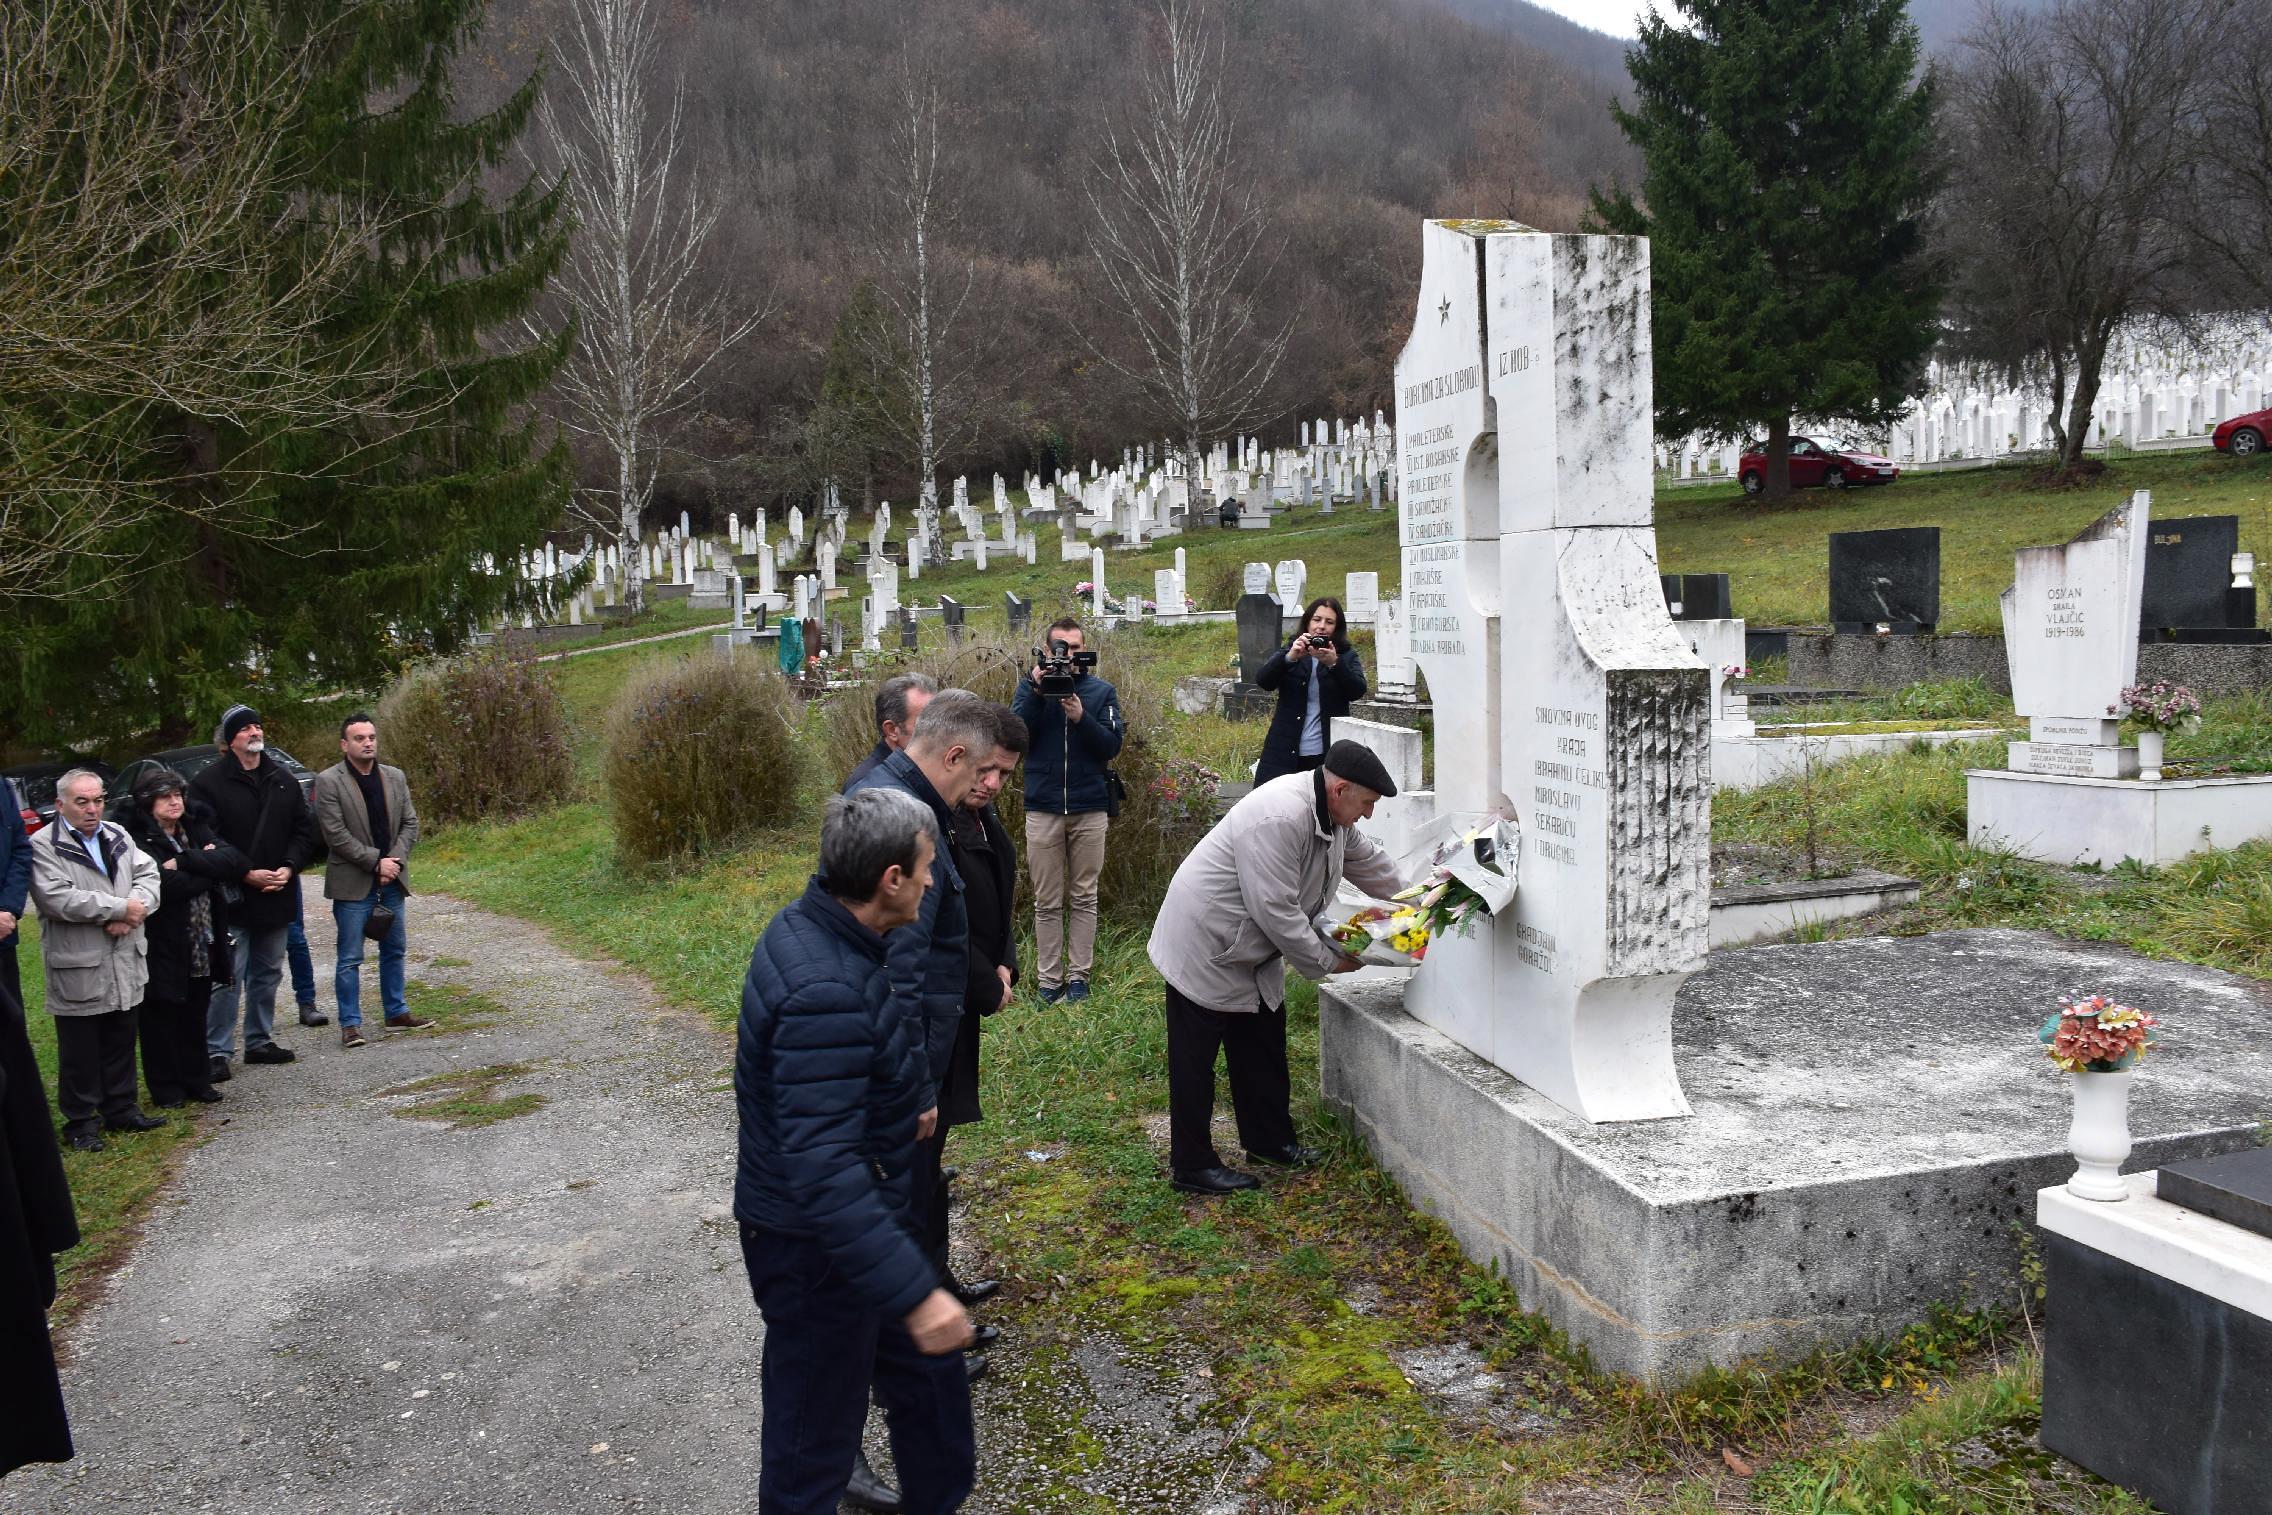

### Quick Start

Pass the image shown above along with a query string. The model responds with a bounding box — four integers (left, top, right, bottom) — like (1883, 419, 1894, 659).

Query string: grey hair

(820, 787, 938, 903)
(57, 767, 106, 801)
(902, 688, 1003, 763)
(872, 672, 939, 739)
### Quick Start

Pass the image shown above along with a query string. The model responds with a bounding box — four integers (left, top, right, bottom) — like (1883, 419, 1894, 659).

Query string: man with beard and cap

(190, 704, 320, 1077)
(1147, 739, 1411, 1195)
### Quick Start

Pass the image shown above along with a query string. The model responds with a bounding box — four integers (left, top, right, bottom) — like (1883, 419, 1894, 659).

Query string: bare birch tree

(534, 0, 765, 612)
(0, 0, 414, 603)
(1083, 0, 1288, 489)
(859, 43, 992, 563)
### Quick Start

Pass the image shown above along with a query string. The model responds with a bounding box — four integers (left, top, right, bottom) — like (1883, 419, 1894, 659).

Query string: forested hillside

(473, 0, 1638, 517)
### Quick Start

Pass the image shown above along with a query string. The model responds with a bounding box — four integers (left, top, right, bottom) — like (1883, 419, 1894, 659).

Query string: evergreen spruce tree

(5, 0, 570, 746)
(1588, 0, 1942, 501)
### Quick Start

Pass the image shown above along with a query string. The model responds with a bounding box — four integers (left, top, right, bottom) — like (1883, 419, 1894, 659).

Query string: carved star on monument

(1437, 294, 1451, 325)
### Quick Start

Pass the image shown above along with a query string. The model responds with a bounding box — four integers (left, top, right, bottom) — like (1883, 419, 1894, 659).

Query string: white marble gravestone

(1373, 599, 1416, 699)
(1090, 548, 1107, 617)
(1243, 562, 1272, 596)
(2001, 494, 2151, 779)
(1344, 571, 1379, 626)
(1154, 567, 1183, 619)
(1273, 559, 1307, 609)
(1393, 220, 1709, 1125)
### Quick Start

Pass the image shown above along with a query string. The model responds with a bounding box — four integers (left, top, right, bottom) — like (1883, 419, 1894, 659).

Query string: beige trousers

(1024, 810, 1109, 987)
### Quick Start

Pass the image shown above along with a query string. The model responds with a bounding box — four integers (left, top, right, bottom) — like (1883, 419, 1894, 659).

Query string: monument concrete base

(1712, 726, 2004, 792)
(1319, 929, 2272, 1382)
(1966, 768, 2272, 866)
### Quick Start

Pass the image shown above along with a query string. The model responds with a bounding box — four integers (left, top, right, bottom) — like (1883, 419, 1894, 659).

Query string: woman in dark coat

(1252, 596, 1367, 785)
(118, 768, 243, 1106)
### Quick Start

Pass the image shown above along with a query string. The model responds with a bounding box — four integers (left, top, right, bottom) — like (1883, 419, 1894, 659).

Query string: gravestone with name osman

(1969, 493, 2272, 865)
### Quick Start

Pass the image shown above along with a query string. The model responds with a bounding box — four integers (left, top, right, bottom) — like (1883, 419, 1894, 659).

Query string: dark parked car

(107, 745, 317, 820)
(1739, 436, 1901, 494)
(2211, 406, 2271, 457)
(4, 758, 117, 835)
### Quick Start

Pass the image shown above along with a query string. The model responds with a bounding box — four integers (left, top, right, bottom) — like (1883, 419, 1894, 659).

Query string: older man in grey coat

(28, 769, 164, 1151)
(1146, 740, 1408, 1195)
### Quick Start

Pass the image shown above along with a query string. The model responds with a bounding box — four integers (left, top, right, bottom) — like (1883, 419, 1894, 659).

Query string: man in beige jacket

(29, 769, 164, 1151)
(1146, 741, 1409, 1195)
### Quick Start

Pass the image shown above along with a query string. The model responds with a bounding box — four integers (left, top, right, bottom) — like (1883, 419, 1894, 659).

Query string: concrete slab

(1713, 726, 2004, 792)
(1966, 768, 2272, 866)
(1321, 928, 2272, 1382)
(1707, 870, 1921, 946)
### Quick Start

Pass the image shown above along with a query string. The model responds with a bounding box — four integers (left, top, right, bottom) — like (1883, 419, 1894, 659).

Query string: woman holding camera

(1252, 596, 1367, 785)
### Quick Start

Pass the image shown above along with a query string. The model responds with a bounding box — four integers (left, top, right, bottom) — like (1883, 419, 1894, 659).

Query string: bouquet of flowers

(1320, 903, 1433, 965)
(1390, 814, 1522, 943)
(1149, 759, 1223, 832)
(2039, 992, 2160, 1073)
(2116, 682, 2202, 734)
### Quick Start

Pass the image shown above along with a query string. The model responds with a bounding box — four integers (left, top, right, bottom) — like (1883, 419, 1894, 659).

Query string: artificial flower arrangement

(1722, 663, 1750, 680)
(1148, 759, 1223, 832)
(2040, 992, 2160, 1073)
(2115, 682, 2202, 734)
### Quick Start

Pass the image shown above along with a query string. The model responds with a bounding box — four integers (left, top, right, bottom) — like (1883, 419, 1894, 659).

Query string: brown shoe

(383, 1014, 436, 1031)
(341, 1025, 368, 1049)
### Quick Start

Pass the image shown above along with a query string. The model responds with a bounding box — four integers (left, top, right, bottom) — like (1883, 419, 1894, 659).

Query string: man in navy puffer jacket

(735, 787, 976, 1515)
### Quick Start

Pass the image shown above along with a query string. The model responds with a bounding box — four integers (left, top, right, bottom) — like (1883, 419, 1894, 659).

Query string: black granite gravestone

(2141, 516, 2245, 635)
(2158, 1147, 2272, 1242)
(899, 608, 919, 651)
(1659, 573, 1732, 621)
(1829, 527, 1939, 632)
(939, 595, 964, 646)
(1005, 592, 1032, 638)
(1236, 593, 1284, 686)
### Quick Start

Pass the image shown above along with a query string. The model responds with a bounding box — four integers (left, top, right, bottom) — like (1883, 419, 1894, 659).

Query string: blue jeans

(332, 882, 407, 1029)
(740, 1226, 973, 1515)
(207, 923, 288, 1058)
(286, 878, 317, 1008)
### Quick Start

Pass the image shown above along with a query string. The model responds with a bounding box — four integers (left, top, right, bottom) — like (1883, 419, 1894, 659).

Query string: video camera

(1034, 638, 1099, 699)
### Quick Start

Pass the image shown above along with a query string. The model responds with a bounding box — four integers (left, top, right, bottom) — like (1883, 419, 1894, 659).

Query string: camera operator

(1013, 617, 1124, 1005)
(1251, 597, 1366, 785)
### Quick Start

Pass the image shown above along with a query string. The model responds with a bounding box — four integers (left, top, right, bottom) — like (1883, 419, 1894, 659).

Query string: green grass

(13, 917, 201, 1322)
(402, 978, 512, 1034)
(380, 1061, 548, 1129)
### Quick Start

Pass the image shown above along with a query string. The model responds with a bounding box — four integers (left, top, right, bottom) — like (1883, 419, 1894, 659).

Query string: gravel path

(5, 894, 1243, 1514)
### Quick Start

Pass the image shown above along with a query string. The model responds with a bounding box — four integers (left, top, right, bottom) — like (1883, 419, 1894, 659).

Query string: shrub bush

(605, 651, 807, 868)
(378, 648, 575, 825)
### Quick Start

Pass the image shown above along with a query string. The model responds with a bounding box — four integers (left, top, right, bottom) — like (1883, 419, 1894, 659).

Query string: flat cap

(1321, 739, 1398, 799)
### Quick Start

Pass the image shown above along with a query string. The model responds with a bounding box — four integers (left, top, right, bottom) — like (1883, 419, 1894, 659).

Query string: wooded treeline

(478, 0, 1637, 522)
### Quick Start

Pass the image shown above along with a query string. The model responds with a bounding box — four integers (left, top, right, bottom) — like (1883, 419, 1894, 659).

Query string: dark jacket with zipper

(1013, 671, 1125, 815)
(732, 878, 933, 1318)
(119, 800, 243, 1003)
(187, 753, 317, 931)
(1253, 642, 1368, 785)
(844, 752, 967, 1112)
(941, 801, 1018, 1129)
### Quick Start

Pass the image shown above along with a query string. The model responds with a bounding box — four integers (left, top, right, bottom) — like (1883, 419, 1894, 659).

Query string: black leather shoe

(844, 1448, 901, 1513)
(940, 1165, 960, 1185)
(965, 1324, 1000, 1353)
(964, 1353, 988, 1384)
(67, 1131, 105, 1153)
(187, 1086, 225, 1104)
(952, 1277, 1001, 1307)
(298, 1004, 330, 1027)
(244, 1042, 297, 1064)
(1247, 1144, 1326, 1169)
(208, 1056, 233, 1084)
(106, 1112, 165, 1132)
(1171, 1166, 1260, 1195)
(152, 1095, 186, 1109)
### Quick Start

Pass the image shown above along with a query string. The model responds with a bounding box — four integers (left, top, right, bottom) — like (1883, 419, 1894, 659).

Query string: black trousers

(741, 1226, 974, 1515)
(916, 1127, 952, 1279)
(1164, 982, 1296, 1173)
(137, 979, 213, 1102)
(53, 1008, 142, 1137)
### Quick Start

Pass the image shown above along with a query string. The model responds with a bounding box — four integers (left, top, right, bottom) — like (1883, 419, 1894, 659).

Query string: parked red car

(1738, 436, 1900, 494)
(2211, 406, 2271, 457)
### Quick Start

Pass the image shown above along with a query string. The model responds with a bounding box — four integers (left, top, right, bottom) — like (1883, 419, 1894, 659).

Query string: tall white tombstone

(1999, 493, 2152, 779)
(1344, 571, 1380, 626)
(1154, 567, 1183, 618)
(1374, 598, 1416, 699)
(1273, 559, 1307, 609)
(1393, 220, 1708, 1125)
(1090, 548, 1107, 617)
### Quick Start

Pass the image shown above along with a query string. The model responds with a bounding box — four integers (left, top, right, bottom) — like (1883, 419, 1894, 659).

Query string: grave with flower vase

(1317, 219, 2272, 1384)
(1966, 497, 2272, 867)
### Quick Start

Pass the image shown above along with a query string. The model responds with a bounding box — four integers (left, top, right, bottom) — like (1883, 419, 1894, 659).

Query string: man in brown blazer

(311, 713, 427, 1048)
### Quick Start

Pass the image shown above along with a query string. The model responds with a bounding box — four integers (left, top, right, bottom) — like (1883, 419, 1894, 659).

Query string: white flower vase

(2137, 730, 2165, 782)
(2065, 1069, 2135, 1201)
